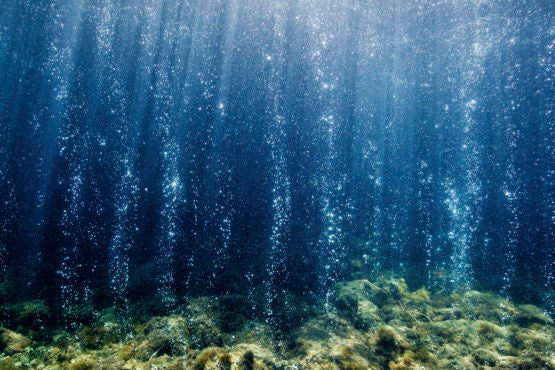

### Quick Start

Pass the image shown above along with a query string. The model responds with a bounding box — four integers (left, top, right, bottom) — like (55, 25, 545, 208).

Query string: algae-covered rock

(388, 349, 432, 370)
(500, 352, 555, 369)
(509, 326, 555, 352)
(229, 343, 287, 369)
(131, 298, 224, 361)
(134, 315, 190, 360)
(294, 314, 352, 342)
(232, 321, 275, 350)
(179, 297, 225, 349)
(0, 300, 52, 339)
(371, 325, 410, 367)
(516, 304, 554, 326)
(0, 357, 18, 370)
(0, 275, 553, 370)
(334, 292, 358, 318)
(76, 322, 123, 349)
(0, 328, 31, 353)
(474, 320, 505, 342)
(459, 290, 519, 323)
(17, 300, 51, 328)
(333, 279, 382, 304)
(292, 312, 376, 369)
(473, 348, 499, 366)
(373, 326, 403, 352)
(190, 346, 227, 370)
(332, 280, 384, 330)
(68, 356, 98, 370)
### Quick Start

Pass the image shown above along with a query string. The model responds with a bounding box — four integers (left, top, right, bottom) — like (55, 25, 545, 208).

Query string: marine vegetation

(1, 276, 553, 369)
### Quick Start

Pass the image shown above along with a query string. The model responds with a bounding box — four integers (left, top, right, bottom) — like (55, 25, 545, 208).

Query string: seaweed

(0, 275, 553, 369)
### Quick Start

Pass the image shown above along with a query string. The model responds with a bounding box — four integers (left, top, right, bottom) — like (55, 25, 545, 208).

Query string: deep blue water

(0, 0, 553, 326)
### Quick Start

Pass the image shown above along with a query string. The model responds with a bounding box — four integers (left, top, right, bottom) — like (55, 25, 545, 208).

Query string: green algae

(1, 276, 554, 369)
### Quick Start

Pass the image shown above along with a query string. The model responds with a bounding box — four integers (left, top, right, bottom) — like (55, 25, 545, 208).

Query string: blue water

(0, 0, 553, 328)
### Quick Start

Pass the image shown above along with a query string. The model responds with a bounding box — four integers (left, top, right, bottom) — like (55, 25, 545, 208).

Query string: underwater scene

(0, 0, 554, 369)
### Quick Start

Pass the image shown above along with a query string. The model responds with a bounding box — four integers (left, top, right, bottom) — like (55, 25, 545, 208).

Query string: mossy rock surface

(0, 328, 31, 354)
(473, 348, 500, 366)
(1, 275, 553, 370)
(516, 304, 554, 326)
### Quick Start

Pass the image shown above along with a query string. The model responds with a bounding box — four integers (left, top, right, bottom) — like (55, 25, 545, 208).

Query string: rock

(334, 293, 358, 318)
(17, 300, 50, 328)
(371, 289, 389, 306)
(240, 349, 255, 370)
(0, 328, 31, 353)
(332, 280, 383, 330)
(133, 315, 190, 360)
(132, 298, 223, 361)
(0, 275, 553, 370)
(516, 304, 554, 327)
(510, 326, 555, 352)
(373, 326, 403, 352)
(474, 320, 505, 341)
(473, 348, 499, 366)
(334, 280, 381, 303)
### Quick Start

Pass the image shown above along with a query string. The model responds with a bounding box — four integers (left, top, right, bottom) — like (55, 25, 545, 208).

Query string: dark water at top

(0, 0, 553, 327)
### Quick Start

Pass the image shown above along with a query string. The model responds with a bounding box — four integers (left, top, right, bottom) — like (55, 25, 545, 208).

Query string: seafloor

(1, 276, 554, 369)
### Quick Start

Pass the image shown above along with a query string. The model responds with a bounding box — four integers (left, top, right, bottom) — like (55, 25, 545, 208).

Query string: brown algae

(0, 276, 553, 369)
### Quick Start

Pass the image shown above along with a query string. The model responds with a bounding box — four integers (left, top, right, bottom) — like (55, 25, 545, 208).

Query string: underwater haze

(0, 0, 554, 368)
